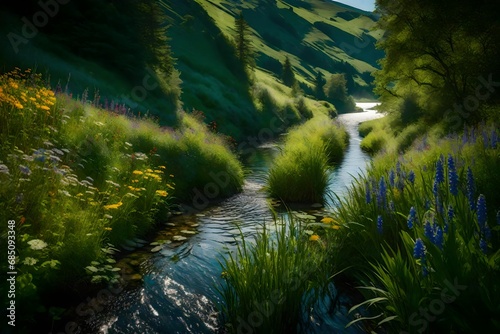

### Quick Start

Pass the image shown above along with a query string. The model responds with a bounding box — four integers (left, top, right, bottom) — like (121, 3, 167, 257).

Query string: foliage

(266, 116, 349, 203)
(313, 70, 327, 100)
(218, 214, 331, 334)
(374, 0, 500, 124)
(324, 73, 356, 113)
(328, 122, 500, 332)
(281, 56, 296, 88)
(234, 13, 255, 69)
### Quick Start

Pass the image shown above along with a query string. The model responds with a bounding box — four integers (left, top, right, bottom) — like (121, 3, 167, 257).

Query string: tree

(234, 13, 254, 69)
(281, 56, 296, 87)
(313, 70, 326, 100)
(375, 0, 500, 123)
(325, 73, 356, 113)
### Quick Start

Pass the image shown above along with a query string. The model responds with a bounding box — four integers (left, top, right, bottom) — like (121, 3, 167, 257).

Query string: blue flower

(434, 226, 444, 250)
(424, 221, 434, 241)
(377, 215, 383, 234)
(377, 176, 386, 209)
(33, 149, 46, 163)
(408, 170, 415, 185)
(479, 238, 488, 254)
(447, 154, 458, 196)
(407, 206, 417, 229)
(389, 169, 395, 188)
(365, 181, 371, 204)
(413, 238, 426, 259)
(435, 155, 444, 184)
(477, 194, 487, 231)
(467, 167, 476, 211)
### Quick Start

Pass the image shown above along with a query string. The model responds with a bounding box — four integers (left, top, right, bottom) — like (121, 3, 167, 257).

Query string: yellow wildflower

(332, 225, 341, 230)
(155, 190, 168, 197)
(146, 168, 153, 173)
(154, 170, 163, 174)
(103, 201, 123, 210)
(159, 165, 166, 169)
(309, 234, 320, 241)
(321, 217, 335, 224)
(104, 227, 112, 231)
(169, 174, 174, 178)
(14, 102, 23, 109)
(132, 170, 143, 175)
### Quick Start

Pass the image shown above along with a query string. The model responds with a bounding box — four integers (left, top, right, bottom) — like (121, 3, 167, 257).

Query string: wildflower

(435, 155, 444, 184)
(159, 165, 166, 169)
(104, 214, 113, 219)
(377, 215, 383, 234)
(23, 257, 38, 266)
(33, 149, 46, 162)
(19, 165, 31, 175)
(169, 174, 174, 178)
(413, 238, 425, 259)
(408, 170, 415, 185)
(377, 176, 386, 209)
(467, 167, 476, 211)
(479, 238, 488, 254)
(40, 105, 50, 111)
(434, 226, 444, 250)
(155, 190, 168, 197)
(331, 225, 340, 230)
(103, 201, 123, 210)
(477, 194, 487, 232)
(365, 181, 371, 204)
(447, 154, 458, 196)
(104, 227, 113, 231)
(133, 170, 143, 175)
(309, 234, 320, 241)
(28, 239, 48, 250)
(321, 217, 335, 224)
(407, 206, 417, 229)
(389, 169, 395, 188)
(424, 221, 434, 241)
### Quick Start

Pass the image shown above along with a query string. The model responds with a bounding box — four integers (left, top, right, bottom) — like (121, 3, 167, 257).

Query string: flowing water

(75, 103, 382, 334)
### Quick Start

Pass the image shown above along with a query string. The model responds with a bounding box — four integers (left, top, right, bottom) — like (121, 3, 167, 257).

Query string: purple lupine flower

(477, 194, 487, 232)
(434, 226, 444, 250)
(435, 155, 444, 184)
(467, 167, 476, 211)
(413, 238, 426, 259)
(377, 176, 386, 209)
(448, 154, 458, 196)
(389, 169, 395, 188)
(377, 215, 383, 234)
(408, 170, 415, 185)
(479, 238, 488, 254)
(365, 181, 371, 204)
(424, 221, 434, 241)
(407, 206, 417, 229)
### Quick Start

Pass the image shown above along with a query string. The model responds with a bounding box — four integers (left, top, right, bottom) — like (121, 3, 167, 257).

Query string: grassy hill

(0, 0, 383, 141)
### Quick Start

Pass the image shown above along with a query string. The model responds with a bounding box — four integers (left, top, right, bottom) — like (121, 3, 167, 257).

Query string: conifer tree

(234, 13, 254, 69)
(313, 70, 326, 100)
(281, 56, 296, 87)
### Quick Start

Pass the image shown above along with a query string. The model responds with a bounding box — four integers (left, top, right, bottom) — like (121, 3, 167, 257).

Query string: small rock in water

(190, 223, 200, 227)
(166, 223, 176, 227)
(173, 235, 187, 241)
(195, 213, 205, 217)
(181, 230, 196, 234)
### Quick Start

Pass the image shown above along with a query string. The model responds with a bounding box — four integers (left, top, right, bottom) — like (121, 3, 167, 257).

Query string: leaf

(348, 297, 388, 314)
(378, 315, 398, 326)
(85, 266, 98, 273)
(110, 267, 121, 272)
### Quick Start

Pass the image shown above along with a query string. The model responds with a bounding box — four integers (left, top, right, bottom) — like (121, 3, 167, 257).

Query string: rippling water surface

(83, 103, 383, 334)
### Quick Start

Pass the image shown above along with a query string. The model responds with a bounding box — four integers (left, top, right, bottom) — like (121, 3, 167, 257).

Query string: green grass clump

(267, 116, 349, 203)
(0, 69, 243, 328)
(326, 123, 500, 333)
(218, 214, 330, 334)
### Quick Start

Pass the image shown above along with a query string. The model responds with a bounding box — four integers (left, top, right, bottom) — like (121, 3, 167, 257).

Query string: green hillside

(0, 0, 382, 141)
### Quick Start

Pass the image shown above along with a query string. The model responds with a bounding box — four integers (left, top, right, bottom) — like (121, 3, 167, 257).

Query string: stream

(74, 102, 382, 334)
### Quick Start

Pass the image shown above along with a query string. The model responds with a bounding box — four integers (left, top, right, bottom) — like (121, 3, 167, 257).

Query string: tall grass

(218, 214, 331, 333)
(327, 123, 500, 332)
(0, 68, 244, 328)
(267, 116, 349, 203)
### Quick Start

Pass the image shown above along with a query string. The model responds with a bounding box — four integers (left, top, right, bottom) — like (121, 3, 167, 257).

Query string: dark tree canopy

(281, 56, 296, 87)
(374, 0, 500, 123)
(234, 13, 254, 69)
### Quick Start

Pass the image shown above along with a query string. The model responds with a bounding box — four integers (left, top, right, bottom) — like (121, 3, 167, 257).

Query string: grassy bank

(0, 69, 243, 329)
(266, 116, 349, 203)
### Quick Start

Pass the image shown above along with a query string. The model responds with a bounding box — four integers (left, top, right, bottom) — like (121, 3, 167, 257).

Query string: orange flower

(309, 234, 320, 241)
